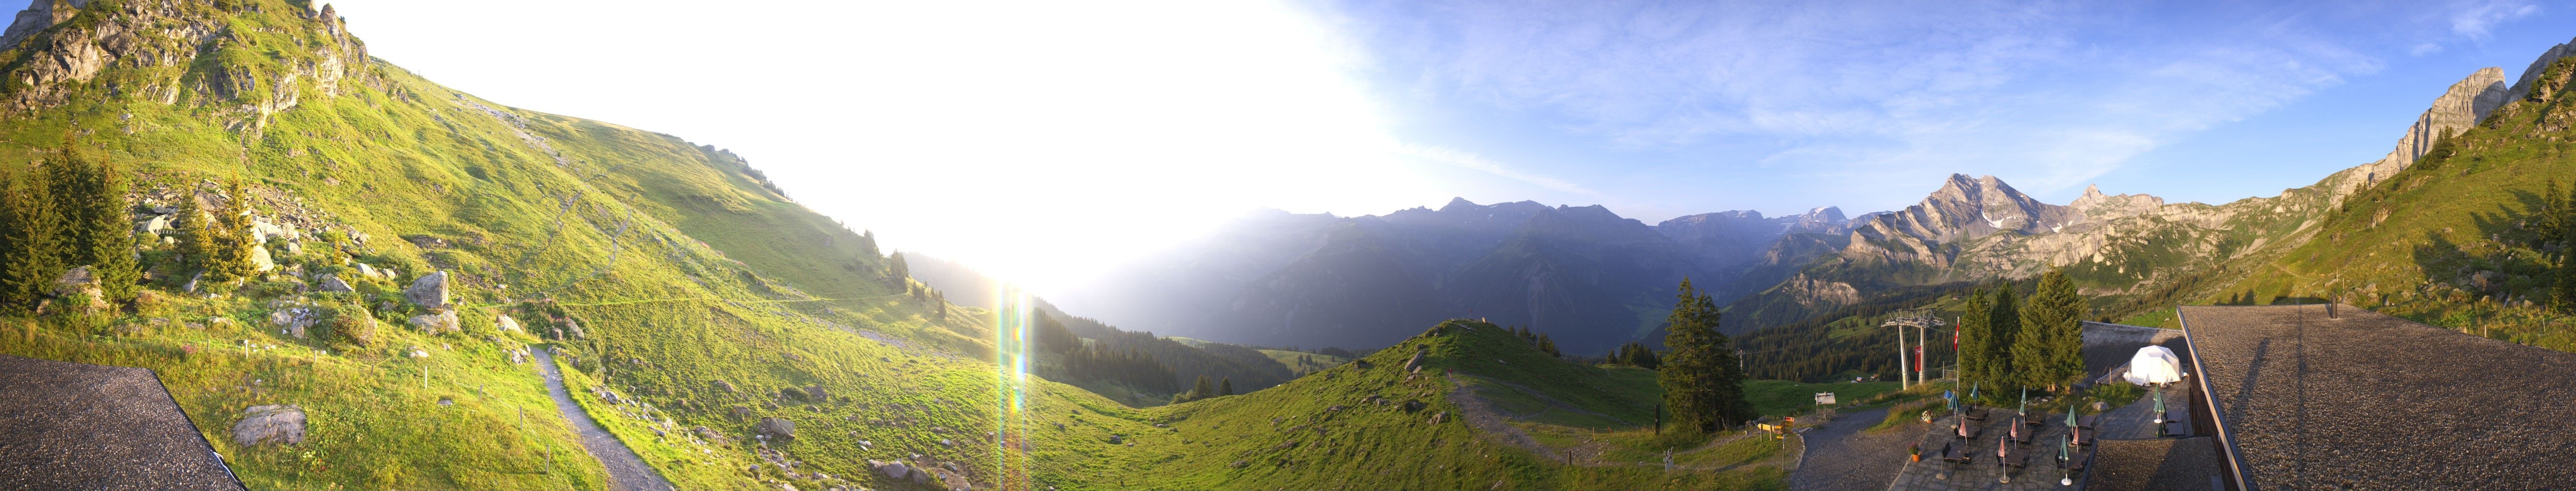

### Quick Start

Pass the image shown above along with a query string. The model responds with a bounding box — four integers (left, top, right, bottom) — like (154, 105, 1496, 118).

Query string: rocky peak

(2335, 67, 2511, 197)
(1782, 206, 1848, 235)
(2507, 36, 2576, 103)
(2068, 184, 2164, 222)
(0, 0, 84, 48)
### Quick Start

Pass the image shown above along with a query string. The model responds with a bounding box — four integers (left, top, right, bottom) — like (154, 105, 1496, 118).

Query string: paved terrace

(2180, 304, 2576, 490)
(0, 354, 243, 491)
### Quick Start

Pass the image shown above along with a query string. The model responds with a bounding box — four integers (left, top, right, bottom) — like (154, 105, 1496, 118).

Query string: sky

(328, 0, 2571, 297)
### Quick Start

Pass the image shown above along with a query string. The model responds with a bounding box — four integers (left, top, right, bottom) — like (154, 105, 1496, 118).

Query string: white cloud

(1394, 144, 1597, 196)
(2411, 43, 2445, 56)
(2450, 1, 2542, 40)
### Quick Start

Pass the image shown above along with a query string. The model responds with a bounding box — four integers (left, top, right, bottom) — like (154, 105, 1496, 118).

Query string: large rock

(49, 266, 107, 312)
(756, 417, 795, 441)
(316, 275, 354, 293)
(136, 214, 170, 235)
(405, 271, 449, 307)
(1402, 349, 1427, 374)
(494, 314, 521, 333)
(232, 405, 306, 446)
(354, 262, 381, 279)
(250, 219, 295, 244)
(871, 460, 917, 482)
(407, 310, 459, 334)
(248, 243, 276, 272)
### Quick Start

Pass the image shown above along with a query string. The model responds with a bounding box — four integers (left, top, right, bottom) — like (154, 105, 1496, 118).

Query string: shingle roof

(0, 354, 243, 491)
(2180, 305, 2576, 490)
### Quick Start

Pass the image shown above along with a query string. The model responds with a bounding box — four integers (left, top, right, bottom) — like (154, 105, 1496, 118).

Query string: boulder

(405, 271, 450, 307)
(231, 405, 306, 446)
(136, 214, 170, 235)
(1402, 350, 1427, 374)
(804, 385, 828, 401)
(756, 417, 795, 440)
(872, 460, 917, 482)
(316, 275, 354, 293)
(494, 314, 522, 333)
(249, 219, 295, 244)
(562, 319, 586, 339)
(182, 271, 204, 293)
(1428, 411, 1448, 425)
(407, 310, 460, 334)
(248, 243, 276, 272)
(407, 346, 430, 358)
(49, 266, 107, 312)
(354, 262, 380, 279)
(508, 349, 527, 364)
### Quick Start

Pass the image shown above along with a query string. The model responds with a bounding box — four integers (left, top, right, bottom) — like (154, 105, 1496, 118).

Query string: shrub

(330, 307, 379, 348)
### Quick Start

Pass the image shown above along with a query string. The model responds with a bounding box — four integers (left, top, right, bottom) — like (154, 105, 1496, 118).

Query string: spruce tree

(1983, 283, 2022, 388)
(1219, 376, 1233, 396)
(201, 179, 256, 283)
(1956, 287, 1994, 386)
(1658, 278, 1754, 433)
(886, 251, 909, 288)
(2014, 269, 2086, 391)
(63, 153, 139, 306)
(2560, 183, 2576, 312)
(0, 167, 68, 314)
(174, 191, 212, 271)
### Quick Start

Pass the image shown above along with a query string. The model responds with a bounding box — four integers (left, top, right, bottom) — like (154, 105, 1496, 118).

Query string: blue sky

(1311, 0, 2574, 221)
(332, 0, 2571, 294)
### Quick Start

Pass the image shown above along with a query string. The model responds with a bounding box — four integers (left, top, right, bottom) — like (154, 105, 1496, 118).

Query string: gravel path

(1790, 407, 1913, 491)
(0, 354, 243, 491)
(533, 349, 674, 491)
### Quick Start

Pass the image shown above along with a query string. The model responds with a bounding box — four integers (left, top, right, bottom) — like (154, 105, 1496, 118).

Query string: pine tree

(201, 179, 257, 283)
(1985, 284, 2021, 387)
(886, 251, 909, 288)
(1219, 376, 1233, 396)
(2014, 269, 2085, 391)
(0, 166, 69, 314)
(1955, 287, 1995, 386)
(173, 190, 212, 272)
(1658, 278, 1754, 433)
(62, 152, 139, 306)
(2559, 182, 2576, 312)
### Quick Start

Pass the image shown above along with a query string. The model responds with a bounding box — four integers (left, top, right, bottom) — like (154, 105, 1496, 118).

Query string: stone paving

(1881, 382, 2195, 491)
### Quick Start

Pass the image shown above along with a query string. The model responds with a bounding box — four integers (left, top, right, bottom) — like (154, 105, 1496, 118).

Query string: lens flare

(993, 282, 1032, 488)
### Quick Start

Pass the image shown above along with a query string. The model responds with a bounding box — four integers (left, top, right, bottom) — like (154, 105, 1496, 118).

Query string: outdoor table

(2021, 412, 2047, 428)
(1941, 442, 1973, 466)
(1956, 420, 1983, 440)
(2001, 445, 2029, 472)
(2162, 420, 2191, 437)
(1962, 408, 1989, 421)
(2063, 448, 2089, 472)
(2010, 425, 2033, 446)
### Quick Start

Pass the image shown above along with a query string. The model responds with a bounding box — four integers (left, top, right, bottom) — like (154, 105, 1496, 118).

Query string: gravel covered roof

(0, 354, 243, 491)
(2180, 305, 2576, 490)
(2087, 437, 2220, 491)
(2081, 321, 2187, 385)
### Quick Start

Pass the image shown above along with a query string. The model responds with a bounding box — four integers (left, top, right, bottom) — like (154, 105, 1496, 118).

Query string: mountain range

(1041, 35, 2576, 355)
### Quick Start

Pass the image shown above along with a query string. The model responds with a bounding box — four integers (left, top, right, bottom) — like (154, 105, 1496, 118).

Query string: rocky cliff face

(1656, 207, 1845, 273)
(0, 0, 371, 129)
(2507, 36, 2576, 103)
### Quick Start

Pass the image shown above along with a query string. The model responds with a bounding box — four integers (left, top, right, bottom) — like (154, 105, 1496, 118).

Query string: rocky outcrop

(231, 404, 305, 446)
(0, 0, 83, 48)
(756, 417, 794, 440)
(2507, 36, 2576, 103)
(2340, 67, 2510, 196)
(407, 310, 458, 334)
(48, 265, 105, 312)
(494, 314, 521, 333)
(267, 307, 318, 339)
(2068, 185, 2164, 223)
(405, 271, 449, 307)
(315, 274, 353, 293)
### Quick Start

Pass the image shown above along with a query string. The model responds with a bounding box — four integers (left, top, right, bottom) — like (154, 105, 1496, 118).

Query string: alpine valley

(3, 1, 2576, 491)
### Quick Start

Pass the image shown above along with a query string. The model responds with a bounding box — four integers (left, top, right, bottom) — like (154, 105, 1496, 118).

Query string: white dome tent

(2123, 345, 2184, 385)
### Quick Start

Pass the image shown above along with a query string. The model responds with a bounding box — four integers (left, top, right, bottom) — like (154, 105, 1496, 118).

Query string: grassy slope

(2213, 57, 2576, 351)
(0, 2, 1798, 491)
(1120, 319, 1787, 491)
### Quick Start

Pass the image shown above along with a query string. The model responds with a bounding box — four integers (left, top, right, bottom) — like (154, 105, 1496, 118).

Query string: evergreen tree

(2558, 182, 2576, 312)
(858, 230, 880, 259)
(201, 179, 257, 283)
(62, 152, 139, 306)
(2014, 269, 2086, 391)
(1536, 333, 1559, 357)
(886, 251, 909, 288)
(1984, 284, 2021, 387)
(173, 189, 209, 269)
(1955, 287, 1995, 386)
(0, 167, 68, 314)
(1219, 376, 1233, 396)
(1658, 278, 1754, 433)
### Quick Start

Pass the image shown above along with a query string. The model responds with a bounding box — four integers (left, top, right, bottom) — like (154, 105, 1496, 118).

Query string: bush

(329, 306, 379, 348)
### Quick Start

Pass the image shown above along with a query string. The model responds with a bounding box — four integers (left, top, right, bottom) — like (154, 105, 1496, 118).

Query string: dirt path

(1443, 373, 1776, 471)
(533, 349, 673, 491)
(1789, 407, 1914, 491)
